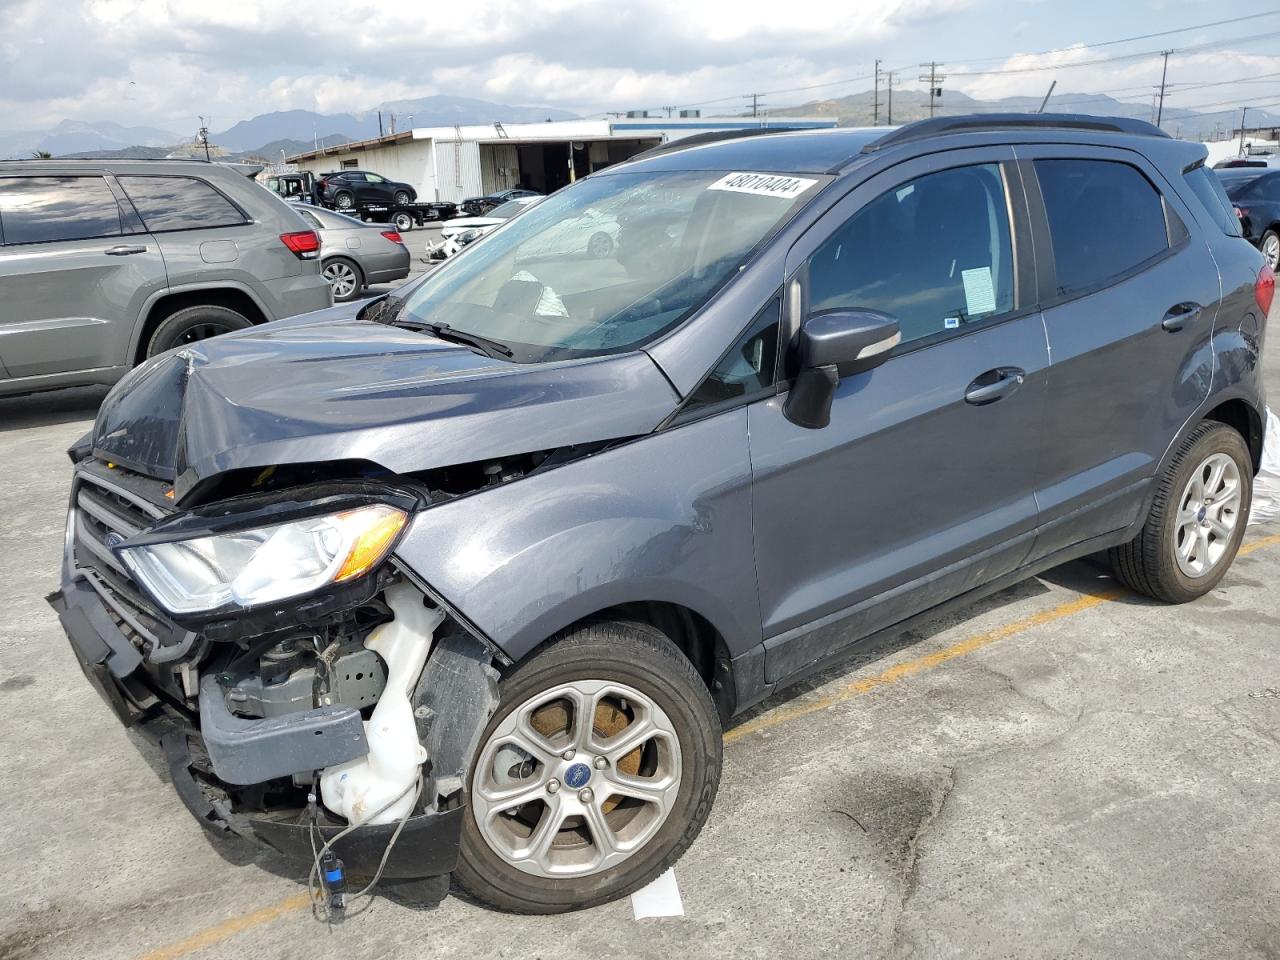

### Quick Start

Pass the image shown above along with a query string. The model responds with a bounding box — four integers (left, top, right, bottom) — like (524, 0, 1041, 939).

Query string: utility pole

(873, 59, 881, 126)
(1155, 49, 1171, 127)
(919, 62, 945, 118)
(1239, 106, 1249, 155)
(749, 93, 762, 117)
(197, 116, 210, 161)
(378, 110, 384, 137)
(887, 71, 893, 125)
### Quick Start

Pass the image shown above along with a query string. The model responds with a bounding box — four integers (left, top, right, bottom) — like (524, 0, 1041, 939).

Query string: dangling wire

(307, 772, 425, 924)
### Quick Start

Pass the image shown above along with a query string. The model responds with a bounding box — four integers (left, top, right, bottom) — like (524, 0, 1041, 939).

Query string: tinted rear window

(0, 175, 130, 244)
(1185, 166, 1242, 236)
(118, 176, 247, 232)
(1035, 159, 1170, 297)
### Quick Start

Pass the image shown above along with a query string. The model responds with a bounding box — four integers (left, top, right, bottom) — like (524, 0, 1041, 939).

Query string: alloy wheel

(471, 679, 682, 879)
(323, 261, 359, 299)
(1173, 451, 1242, 578)
(1263, 233, 1279, 271)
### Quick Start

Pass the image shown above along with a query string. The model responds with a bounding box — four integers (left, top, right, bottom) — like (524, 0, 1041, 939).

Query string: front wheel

(455, 622, 721, 914)
(1110, 421, 1252, 602)
(392, 211, 414, 232)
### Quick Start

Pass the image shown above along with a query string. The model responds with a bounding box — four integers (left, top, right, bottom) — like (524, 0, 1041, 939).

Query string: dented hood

(92, 308, 680, 501)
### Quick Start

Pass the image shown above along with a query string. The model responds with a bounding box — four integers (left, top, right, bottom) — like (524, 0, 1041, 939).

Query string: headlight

(119, 504, 407, 615)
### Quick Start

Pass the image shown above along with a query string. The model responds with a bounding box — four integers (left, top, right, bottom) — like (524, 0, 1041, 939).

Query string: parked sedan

(1216, 167, 1280, 269)
(317, 170, 417, 210)
(298, 206, 411, 301)
(457, 188, 542, 217)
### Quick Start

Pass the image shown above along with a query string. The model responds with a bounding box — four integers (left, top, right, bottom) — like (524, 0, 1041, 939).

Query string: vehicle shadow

(0, 385, 108, 432)
(725, 557, 1127, 733)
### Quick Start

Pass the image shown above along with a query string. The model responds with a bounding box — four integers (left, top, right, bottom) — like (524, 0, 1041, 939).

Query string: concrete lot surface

(0, 309, 1276, 960)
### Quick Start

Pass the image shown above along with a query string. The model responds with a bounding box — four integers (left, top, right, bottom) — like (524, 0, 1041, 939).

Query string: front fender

(394, 409, 762, 663)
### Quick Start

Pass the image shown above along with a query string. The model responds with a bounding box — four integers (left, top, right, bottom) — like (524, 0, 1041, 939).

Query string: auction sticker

(708, 172, 818, 199)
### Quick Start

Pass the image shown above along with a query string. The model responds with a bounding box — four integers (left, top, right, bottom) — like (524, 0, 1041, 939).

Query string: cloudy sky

(2, 0, 1279, 134)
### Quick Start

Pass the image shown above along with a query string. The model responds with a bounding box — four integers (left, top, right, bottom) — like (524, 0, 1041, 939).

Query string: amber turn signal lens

(334, 508, 408, 582)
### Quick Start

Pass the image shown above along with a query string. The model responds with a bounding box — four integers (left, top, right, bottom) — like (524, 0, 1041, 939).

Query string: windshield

(489, 199, 535, 219)
(398, 169, 824, 362)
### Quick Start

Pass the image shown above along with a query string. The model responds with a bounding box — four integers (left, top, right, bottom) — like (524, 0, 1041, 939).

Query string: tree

(30, 149, 52, 159)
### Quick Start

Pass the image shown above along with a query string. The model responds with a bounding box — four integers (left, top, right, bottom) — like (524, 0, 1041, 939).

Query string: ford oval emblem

(564, 763, 591, 789)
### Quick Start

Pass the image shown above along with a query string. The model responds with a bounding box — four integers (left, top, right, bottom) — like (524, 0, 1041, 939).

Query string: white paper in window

(961, 266, 997, 316)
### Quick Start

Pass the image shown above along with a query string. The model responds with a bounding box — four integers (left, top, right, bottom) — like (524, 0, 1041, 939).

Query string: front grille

(71, 463, 179, 652)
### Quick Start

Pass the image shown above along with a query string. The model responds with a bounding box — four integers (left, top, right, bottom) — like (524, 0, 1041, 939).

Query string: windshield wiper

(393, 320, 514, 359)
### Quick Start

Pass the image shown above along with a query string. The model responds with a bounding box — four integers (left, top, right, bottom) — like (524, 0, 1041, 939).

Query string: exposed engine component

(320, 582, 445, 825)
(225, 638, 387, 719)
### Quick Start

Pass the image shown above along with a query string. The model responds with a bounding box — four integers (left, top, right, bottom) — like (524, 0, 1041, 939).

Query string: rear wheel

(393, 190, 412, 206)
(322, 257, 363, 302)
(393, 211, 414, 232)
(1109, 422, 1252, 602)
(145, 304, 253, 358)
(333, 191, 354, 211)
(1262, 229, 1279, 271)
(455, 622, 721, 914)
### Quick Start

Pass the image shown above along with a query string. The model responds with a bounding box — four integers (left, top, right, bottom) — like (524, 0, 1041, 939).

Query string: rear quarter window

(117, 175, 248, 232)
(1185, 166, 1242, 237)
(1034, 158, 1171, 297)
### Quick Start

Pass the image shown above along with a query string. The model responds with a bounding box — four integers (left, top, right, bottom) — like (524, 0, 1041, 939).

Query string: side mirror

(783, 309, 900, 429)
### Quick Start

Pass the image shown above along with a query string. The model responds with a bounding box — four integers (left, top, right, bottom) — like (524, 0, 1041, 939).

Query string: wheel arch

(1203, 396, 1263, 472)
(134, 286, 269, 364)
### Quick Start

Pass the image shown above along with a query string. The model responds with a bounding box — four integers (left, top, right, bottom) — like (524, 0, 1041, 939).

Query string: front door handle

(964, 367, 1026, 406)
(1161, 302, 1202, 332)
(104, 244, 148, 256)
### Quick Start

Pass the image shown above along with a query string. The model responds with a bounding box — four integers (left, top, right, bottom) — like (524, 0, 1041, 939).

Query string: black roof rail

(862, 113, 1171, 153)
(628, 126, 809, 162)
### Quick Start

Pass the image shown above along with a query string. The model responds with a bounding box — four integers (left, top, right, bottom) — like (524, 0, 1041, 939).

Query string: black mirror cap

(798, 308, 901, 373)
(784, 309, 901, 429)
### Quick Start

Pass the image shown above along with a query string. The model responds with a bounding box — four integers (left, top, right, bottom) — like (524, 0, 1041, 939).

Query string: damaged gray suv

(51, 115, 1271, 914)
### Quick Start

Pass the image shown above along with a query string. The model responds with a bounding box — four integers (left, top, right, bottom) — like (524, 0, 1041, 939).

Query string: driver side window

(808, 163, 1014, 348)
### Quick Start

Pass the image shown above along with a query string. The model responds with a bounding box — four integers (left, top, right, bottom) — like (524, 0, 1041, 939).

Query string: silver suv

(0, 159, 332, 397)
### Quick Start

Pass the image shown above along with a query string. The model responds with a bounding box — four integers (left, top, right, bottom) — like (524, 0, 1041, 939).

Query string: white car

(427, 197, 539, 260)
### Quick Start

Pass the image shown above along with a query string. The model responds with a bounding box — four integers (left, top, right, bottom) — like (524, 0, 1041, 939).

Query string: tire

(334, 191, 354, 211)
(393, 190, 412, 206)
(1109, 421, 1253, 603)
(1261, 229, 1279, 271)
(586, 231, 614, 259)
(455, 621, 721, 914)
(392, 211, 414, 232)
(322, 257, 364, 302)
(145, 304, 253, 358)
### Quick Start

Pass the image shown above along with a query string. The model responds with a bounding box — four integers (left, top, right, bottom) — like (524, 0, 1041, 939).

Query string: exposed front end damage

(48, 457, 500, 888)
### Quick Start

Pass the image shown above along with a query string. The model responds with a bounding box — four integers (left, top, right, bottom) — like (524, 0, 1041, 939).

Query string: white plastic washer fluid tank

(320, 583, 446, 826)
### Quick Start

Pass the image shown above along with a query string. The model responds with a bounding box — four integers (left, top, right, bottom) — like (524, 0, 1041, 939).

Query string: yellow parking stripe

(132, 531, 1280, 959)
(134, 893, 314, 960)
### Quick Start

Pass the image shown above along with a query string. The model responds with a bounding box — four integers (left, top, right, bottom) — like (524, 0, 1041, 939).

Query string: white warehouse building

(281, 115, 837, 202)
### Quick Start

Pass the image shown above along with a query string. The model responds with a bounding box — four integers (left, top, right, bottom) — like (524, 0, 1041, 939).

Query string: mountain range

(4, 89, 1273, 161)
(0, 95, 579, 160)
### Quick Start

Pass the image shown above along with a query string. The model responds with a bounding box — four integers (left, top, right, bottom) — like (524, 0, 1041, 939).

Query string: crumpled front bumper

(47, 578, 467, 881)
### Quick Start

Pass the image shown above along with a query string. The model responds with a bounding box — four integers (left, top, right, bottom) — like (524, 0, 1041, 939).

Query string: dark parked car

(456, 187, 542, 217)
(1216, 166, 1280, 269)
(317, 170, 416, 210)
(0, 159, 331, 398)
(51, 116, 1271, 916)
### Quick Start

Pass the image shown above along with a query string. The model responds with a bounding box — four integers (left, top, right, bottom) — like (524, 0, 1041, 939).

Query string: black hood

(92, 308, 680, 501)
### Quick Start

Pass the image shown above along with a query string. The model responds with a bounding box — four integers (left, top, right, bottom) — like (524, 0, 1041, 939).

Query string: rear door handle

(1161, 302, 1202, 332)
(104, 244, 148, 256)
(964, 367, 1026, 406)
